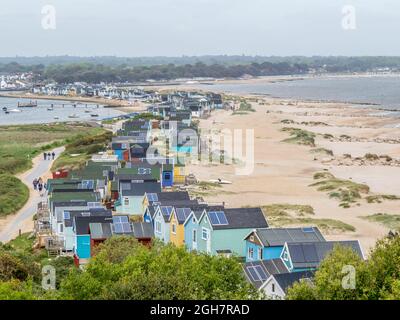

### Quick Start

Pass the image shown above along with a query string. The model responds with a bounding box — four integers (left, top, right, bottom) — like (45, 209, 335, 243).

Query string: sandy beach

(172, 92, 400, 253)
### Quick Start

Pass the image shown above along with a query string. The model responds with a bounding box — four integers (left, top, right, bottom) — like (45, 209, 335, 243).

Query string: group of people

(32, 177, 46, 196)
(43, 152, 56, 160)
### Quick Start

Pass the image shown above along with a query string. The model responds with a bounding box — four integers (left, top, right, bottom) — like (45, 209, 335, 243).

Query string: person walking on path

(47, 152, 51, 160)
(38, 182, 43, 196)
(43, 152, 47, 160)
(32, 178, 38, 190)
(51, 151, 55, 160)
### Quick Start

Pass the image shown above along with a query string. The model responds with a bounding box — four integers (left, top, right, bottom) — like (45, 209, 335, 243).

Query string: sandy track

(0, 147, 65, 243)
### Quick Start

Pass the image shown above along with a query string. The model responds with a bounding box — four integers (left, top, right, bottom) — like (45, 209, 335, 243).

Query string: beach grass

(310, 171, 369, 207)
(232, 101, 255, 115)
(260, 203, 355, 233)
(310, 148, 334, 156)
(281, 127, 316, 147)
(365, 194, 400, 204)
(0, 174, 29, 217)
(361, 213, 400, 231)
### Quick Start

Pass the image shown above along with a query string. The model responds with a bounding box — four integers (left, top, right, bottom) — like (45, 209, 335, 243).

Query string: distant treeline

(2, 56, 400, 83)
(41, 62, 308, 83)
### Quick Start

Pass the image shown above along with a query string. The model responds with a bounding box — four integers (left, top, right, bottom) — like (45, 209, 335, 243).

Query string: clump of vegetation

(52, 131, 112, 171)
(260, 204, 355, 233)
(365, 153, 379, 161)
(0, 174, 29, 217)
(281, 127, 316, 147)
(311, 172, 369, 208)
(287, 235, 400, 300)
(301, 121, 329, 126)
(232, 101, 255, 115)
(365, 195, 400, 204)
(310, 148, 334, 156)
(323, 133, 334, 139)
(361, 213, 400, 231)
(313, 171, 335, 180)
(281, 119, 295, 124)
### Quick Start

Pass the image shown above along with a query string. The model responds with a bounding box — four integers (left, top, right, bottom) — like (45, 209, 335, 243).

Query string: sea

(196, 74, 400, 113)
(0, 96, 125, 125)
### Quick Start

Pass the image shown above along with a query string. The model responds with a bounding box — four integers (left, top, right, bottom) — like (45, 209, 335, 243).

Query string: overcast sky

(1, 0, 399, 57)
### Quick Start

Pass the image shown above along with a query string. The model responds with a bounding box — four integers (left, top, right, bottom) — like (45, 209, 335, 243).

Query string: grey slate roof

(287, 240, 364, 269)
(74, 216, 114, 235)
(211, 208, 268, 230)
(132, 222, 154, 239)
(121, 182, 161, 197)
(52, 200, 88, 214)
(243, 259, 289, 289)
(153, 191, 190, 202)
(272, 271, 315, 293)
(251, 227, 325, 247)
(64, 208, 112, 227)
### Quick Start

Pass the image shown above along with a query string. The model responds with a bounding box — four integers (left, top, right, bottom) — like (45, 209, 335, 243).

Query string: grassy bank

(0, 123, 105, 175)
(0, 174, 29, 217)
(0, 123, 106, 217)
(52, 130, 113, 171)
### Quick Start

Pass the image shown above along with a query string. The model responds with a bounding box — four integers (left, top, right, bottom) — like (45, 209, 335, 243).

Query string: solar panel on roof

(247, 266, 260, 282)
(208, 212, 220, 225)
(215, 211, 228, 225)
(122, 222, 132, 233)
(147, 193, 158, 202)
(302, 244, 319, 262)
(254, 265, 268, 281)
(113, 216, 129, 223)
(161, 206, 173, 216)
(114, 223, 124, 233)
(302, 227, 315, 233)
(176, 208, 192, 222)
(290, 244, 306, 263)
(208, 211, 228, 226)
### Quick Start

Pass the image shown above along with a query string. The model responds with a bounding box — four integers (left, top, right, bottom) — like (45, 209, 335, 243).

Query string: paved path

(0, 146, 65, 243)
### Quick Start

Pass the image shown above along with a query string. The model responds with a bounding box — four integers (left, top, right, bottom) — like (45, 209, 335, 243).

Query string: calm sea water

(197, 75, 400, 111)
(0, 97, 125, 125)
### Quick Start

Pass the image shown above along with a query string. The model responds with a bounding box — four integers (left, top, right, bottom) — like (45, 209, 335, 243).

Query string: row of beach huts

(34, 92, 364, 299)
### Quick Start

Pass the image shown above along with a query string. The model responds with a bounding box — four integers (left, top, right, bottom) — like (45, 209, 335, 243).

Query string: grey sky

(1, 0, 399, 57)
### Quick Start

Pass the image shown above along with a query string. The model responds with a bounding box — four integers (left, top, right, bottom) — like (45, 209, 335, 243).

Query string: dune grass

(281, 127, 316, 147)
(361, 213, 400, 231)
(0, 174, 29, 217)
(232, 101, 255, 115)
(310, 148, 334, 156)
(365, 195, 400, 204)
(311, 172, 369, 208)
(260, 203, 355, 233)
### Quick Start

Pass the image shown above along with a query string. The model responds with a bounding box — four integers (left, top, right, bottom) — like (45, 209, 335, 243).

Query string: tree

(287, 246, 367, 300)
(59, 237, 260, 300)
